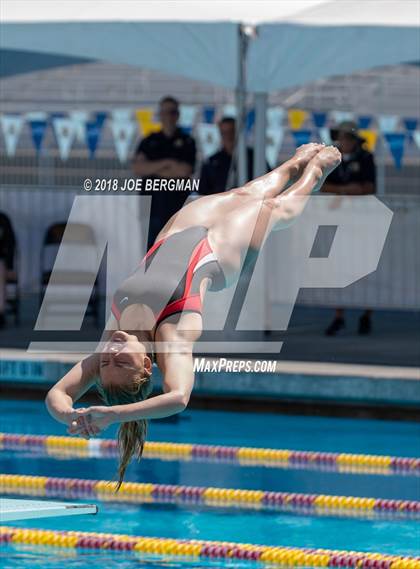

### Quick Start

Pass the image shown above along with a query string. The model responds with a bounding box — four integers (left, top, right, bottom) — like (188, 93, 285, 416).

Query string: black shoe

(358, 314, 372, 335)
(325, 317, 345, 336)
(0, 313, 5, 329)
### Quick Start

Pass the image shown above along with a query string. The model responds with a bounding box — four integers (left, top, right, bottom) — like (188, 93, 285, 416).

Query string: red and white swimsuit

(112, 225, 226, 332)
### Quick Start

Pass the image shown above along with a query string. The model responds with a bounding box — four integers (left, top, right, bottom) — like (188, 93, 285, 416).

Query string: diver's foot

(325, 317, 345, 336)
(313, 145, 342, 175)
(295, 142, 325, 161)
(291, 143, 325, 177)
(310, 146, 342, 191)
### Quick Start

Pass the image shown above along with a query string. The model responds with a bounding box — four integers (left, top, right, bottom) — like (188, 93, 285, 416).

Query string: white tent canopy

(1, 1, 419, 89)
(1, 0, 419, 183)
(1, 0, 416, 26)
(1, 1, 324, 24)
(0, 1, 323, 87)
(1, 1, 419, 317)
(248, 1, 420, 92)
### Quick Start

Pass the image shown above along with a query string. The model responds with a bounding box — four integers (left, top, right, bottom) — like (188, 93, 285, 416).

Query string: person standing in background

(199, 117, 261, 195)
(321, 121, 377, 336)
(133, 96, 196, 249)
(0, 212, 16, 328)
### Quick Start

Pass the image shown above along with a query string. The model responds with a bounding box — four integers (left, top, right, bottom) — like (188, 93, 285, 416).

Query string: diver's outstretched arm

(71, 388, 189, 436)
(70, 351, 194, 434)
(45, 355, 99, 427)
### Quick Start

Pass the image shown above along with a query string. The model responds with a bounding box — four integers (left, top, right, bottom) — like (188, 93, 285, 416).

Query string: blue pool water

(1, 399, 419, 568)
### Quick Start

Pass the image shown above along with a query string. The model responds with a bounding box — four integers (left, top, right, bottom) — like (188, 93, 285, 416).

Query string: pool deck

(1, 299, 420, 368)
(0, 347, 419, 379)
(0, 348, 419, 413)
(0, 301, 419, 414)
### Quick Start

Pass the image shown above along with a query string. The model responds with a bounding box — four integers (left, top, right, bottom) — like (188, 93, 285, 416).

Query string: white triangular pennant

(378, 115, 399, 133)
(196, 123, 221, 158)
(412, 131, 420, 150)
(0, 114, 24, 157)
(25, 111, 48, 121)
(266, 126, 284, 167)
(319, 127, 332, 145)
(111, 108, 133, 122)
(179, 105, 196, 129)
(69, 110, 89, 143)
(52, 117, 76, 160)
(222, 104, 237, 118)
(110, 119, 136, 163)
(267, 107, 285, 129)
(331, 110, 354, 124)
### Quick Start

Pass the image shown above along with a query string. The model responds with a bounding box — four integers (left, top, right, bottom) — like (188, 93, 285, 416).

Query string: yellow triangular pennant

(359, 129, 378, 152)
(135, 108, 161, 137)
(288, 109, 308, 130)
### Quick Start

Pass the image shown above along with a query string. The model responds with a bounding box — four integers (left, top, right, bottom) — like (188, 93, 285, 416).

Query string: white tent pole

(253, 91, 271, 332)
(376, 74, 386, 197)
(254, 92, 267, 176)
(235, 24, 248, 186)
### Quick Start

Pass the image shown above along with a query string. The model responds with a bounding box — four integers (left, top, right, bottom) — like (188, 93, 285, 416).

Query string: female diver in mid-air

(46, 143, 341, 487)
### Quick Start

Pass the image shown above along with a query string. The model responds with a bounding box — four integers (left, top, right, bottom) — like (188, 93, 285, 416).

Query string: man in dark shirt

(321, 121, 377, 336)
(133, 96, 196, 248)
(0, 212, 16, 328)
(199, 117, 257, 195)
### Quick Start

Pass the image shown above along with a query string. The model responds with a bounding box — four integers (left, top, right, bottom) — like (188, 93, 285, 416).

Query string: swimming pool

(1, 399, 419, 568)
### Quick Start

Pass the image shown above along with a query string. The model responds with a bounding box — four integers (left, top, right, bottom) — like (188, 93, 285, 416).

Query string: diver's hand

(67, 407, 98, 438)
(65, 408, 91, 439)
(68, 406, 117, 437)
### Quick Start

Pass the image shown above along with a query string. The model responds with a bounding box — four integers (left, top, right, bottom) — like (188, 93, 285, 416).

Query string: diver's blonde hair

(97, 366, 152, 491)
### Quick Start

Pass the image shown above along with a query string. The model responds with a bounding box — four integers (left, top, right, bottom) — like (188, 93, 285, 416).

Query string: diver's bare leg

(210, 146, 341, 269)
(269, 145, 342, 232)
(156, 144, 325, 240)
(239, 142, 325, 200)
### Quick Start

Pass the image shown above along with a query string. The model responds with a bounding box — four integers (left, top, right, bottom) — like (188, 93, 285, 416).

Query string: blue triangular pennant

(181, 126, 193, 135)
(29, 120, 48, 153)
(94, 112, 107, 128)
(50, 112, 67, 122)
(403, 117, 418, 132)
(246, 109, 255, 133)
(292, 130, 312, 148)
(358, 116, 372, 129)
(403, 118, 418, 144)
(85, 120, 104, 158)
(384, 133, 405, 169)
(312, 112, 327, 128)
(203, 107, 215, 124)
(84, 112, 107, 157)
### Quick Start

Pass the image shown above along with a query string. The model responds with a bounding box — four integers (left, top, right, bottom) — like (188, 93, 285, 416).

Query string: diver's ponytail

(116, 418, 148, 491)
(96, 370, 152, 492)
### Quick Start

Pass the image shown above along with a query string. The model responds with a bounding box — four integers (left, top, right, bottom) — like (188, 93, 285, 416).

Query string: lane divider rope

(1, 526, 419, 568)
(1, 433, 418, 475)
(1, 473, 419, 519)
